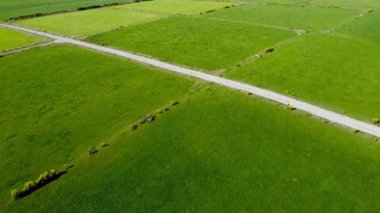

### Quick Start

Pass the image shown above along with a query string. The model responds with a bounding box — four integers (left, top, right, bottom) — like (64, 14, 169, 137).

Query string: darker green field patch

(87, 16, 294, 70)
(0, 44, 193, 204)
(0, 0, 134, 21)
(4, 86, 380, 212)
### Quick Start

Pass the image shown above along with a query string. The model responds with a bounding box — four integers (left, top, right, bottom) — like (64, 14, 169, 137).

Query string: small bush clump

(100, 142, 109, 147)
(130, 124, 139, 131)
(372, 118, 380, 125)
(88, 147, 98, 155)
(11, 169, 66, 199)
(265, 47, 275, 53)
(287, 104, 296, 111)
(146, 115, 156, 122)
(171, 100, 179, 106)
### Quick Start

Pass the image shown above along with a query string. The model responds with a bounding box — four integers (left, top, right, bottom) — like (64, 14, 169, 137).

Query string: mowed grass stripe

(226, 33, 380, 121)
(0, 44, 194, 204)
(0, 27, 45, 52)
(87, 16, 295, 70)
(4, 86, 380, 212)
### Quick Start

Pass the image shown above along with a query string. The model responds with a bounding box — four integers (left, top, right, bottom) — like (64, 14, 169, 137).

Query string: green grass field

(0, 27, 45, 52)
(3, 86, 380, 211)
(0, 0, 134, 21)
(87, 16, 295, 70)
(336, 11, 380, 43)
(226, 33, 380, 121)
(115, 0, 235, 15)
(205, 4, 361, 31)
(0, 44, 194, 205)
(2, 0, 380, 211)
(14, 0, 235, 38)
(15, 7, 168, 37)
(309, 0, 380, 9)
(250, 0, 380, 9)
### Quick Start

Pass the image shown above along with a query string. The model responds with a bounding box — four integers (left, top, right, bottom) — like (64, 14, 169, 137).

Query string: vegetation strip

(11, 169, 67, 199)
(2, 23, 380, 138)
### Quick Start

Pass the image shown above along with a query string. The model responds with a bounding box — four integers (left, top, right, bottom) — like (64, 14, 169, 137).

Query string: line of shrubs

(11, 169, 67, 199)
(130, 100, 179, 131)
(6, 0, 150, 21)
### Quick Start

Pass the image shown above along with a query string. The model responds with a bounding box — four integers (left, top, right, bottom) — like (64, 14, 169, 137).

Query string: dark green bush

(88, 147, 98, 155)
(11, 169, 66, 199)
(265, 47, 275, 53)
(373, 118, 380, 125)
(171, 100, 179, 106)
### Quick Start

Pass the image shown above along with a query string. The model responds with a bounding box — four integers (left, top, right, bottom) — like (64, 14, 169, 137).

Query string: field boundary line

(0, 41, 55, 57)
(2, 23, 380, 138)
(197, 16, 299, 32)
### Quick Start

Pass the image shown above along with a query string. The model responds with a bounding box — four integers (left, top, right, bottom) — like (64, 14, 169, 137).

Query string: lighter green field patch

(0, 27, 45, 52)
(115, 0, 236, 15)
(15, 7, 168, 37)
(226, 33, 380, 121)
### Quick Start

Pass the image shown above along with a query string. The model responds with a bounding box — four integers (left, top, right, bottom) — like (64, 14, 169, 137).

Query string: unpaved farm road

(2, 23, 380, 138)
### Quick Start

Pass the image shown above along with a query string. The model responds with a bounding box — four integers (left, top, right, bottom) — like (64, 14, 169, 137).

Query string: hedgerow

(11, 169, 67, 199)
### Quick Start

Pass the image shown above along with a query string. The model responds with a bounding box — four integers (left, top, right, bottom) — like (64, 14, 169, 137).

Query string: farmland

(3, 86, 380, 212)
(87, 16, 294, 70)
(337, 11, 380, 43)
(0, 27, 45, 52)
(0, 44, 194, 205)
(204, 4, 361, 31)
(14, 0, 234, 38)
(15, 8, 169, 37)
(1, 0, 380, 211)
(115, 0, 235, 15)
(226, 33, 380, 121)
(0, 0, 134, 21)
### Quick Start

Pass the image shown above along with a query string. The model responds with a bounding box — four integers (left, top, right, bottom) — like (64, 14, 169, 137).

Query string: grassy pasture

(15, 7, 168, 38)
(336, 11, 380, 44)
(0, 0, 135, 21)
(4, 86, 380, 212)
(205, 4, 362, 31)
(226, 33, 380, 121)
(14, 0, 236, 38)
(248, 0, 379, 9)
(309, 0, 380, 9)
(115, 0, 235, 15)
(0, 44, 194, 205)
(87, 16, 295, 70)
(0, 27, 45, 52)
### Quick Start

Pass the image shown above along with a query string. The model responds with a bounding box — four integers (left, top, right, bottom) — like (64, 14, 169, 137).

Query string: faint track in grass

(2, 23, 380, 138)
(0, 41, 55, 57)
